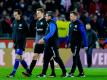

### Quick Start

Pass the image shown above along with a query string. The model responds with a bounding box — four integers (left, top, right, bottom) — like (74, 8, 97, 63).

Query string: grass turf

(0, 67, 107, 80)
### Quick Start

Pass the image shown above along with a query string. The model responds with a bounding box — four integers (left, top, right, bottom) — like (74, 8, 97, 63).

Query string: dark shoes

(49, 73, 56, 77)
(7, 73, 15, 78)
(76, 73, 85, 77)
(22, 71, 32, 77)
(37, 74, 46, 78)
(61, 73, 68, 77)
(68, 72, 74, 77)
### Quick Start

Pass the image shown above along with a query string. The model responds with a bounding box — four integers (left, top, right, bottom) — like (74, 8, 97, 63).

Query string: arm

(79, 24, 88, 48)
(66, 23, 72, 46)
(93, 31, 98, 42)
(43, 23, 56, 43)
(23, 20, 29, 36)
(92, 31, 99, 48)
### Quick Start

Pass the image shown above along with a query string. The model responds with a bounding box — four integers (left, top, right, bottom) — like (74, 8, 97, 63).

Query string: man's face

(86, 24, 91, 30)
(36, 11, 43, 19)
(13, 12, 20, 20)
(70, 13, 77, 22)
(45, 14, 50, 21)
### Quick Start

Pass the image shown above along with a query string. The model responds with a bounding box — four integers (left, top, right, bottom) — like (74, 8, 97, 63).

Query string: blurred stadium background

(0, 0, 107, 79)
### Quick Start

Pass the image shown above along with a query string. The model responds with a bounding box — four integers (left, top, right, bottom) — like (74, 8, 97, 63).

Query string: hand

(65, 43, 70, 48)
(65, 44, 68, 49)
(96, 41, 100, 49)
(38, 38, 45, 44)
(96, 45, 100, 48)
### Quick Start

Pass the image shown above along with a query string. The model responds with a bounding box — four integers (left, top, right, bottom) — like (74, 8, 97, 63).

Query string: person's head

(13, 9, 22, 20)
(36, 8, 44, 19)
(59, 14, 66, 21)
(70, 11, 78, 22)
(45, 11, 53, 21)
(86, 23, 91, 30)
(54, 9, 60, 17)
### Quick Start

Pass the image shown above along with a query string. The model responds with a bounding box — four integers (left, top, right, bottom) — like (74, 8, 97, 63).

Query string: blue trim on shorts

(15, 49, 23, 55)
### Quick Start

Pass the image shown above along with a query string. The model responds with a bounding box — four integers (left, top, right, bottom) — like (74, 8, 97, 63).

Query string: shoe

(22, 71, 31, 77)
(68, 72, 74, 77)
(37, 74, 46, 78)
(49, 73, 56, 77)
(61, 73, 68, 77)
(76, 73, 85, 77)
(7, 74, 15, 78)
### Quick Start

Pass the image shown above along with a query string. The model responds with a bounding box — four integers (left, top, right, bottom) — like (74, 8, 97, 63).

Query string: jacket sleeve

(23, 20, 29, 36)
(43, 23, 56, 43)
(79, 24, 88, 47)
(92, 30, 98, 42)
(67, 23, 72, 45)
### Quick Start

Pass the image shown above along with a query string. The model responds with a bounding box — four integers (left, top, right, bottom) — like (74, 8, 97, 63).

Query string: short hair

(36, 8, 45, 13)
(70, 11, 78, 16)
(14, 9, 22, 15)
(46, 11, 54, 18)
(86, 23, 91, 26)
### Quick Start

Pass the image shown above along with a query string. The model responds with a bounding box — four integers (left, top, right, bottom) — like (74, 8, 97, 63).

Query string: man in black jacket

(22, 8, 55, 77)
(68, 11, 88, 77)
(7, 9, 29, 78)
(37, 11, 68, 77)
(86, 23, 99, 67)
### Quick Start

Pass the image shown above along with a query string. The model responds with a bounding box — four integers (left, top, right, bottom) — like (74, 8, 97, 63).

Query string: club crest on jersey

(19, 24, 22, 27)
(69, 25, 72, 28)
(74, 25, 77, 28)
(40, 22, 43, 25)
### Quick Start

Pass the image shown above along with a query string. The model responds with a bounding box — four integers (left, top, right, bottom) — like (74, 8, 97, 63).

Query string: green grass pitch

(0, 67, 107, 80)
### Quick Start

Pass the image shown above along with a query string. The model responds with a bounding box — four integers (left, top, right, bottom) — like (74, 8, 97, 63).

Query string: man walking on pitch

(68, 11, 88, 77)
(7, 9, 30, 78)
(22, 8, 55, 77)
(37, 11, 68, 77)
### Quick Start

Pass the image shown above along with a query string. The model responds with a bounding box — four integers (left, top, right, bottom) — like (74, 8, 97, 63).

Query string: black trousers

(70, 43, 83, 74)
(86, 46, 93, 67)
(42, 44, 66, 75)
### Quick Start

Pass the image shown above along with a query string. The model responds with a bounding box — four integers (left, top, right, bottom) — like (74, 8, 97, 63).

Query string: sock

(29, 60, 37, 73)
(20, 60, 29, 73)
(50, 59, 55, 74)
(11, 59, 20, 75)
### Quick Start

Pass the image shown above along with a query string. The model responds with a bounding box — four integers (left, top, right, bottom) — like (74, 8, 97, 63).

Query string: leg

(22, 53, 40, 77)
(52, 47, 67, 76)
(70, 55, 77, 73)
(86, 47, 93, 67)
(20, 58, 30, 74)
(7, 49, 22, 77)
(29, 53, 39, 73)
(70, 46, 77, 74)
(77, 54, 83, 73)
(41, 46, 52, 75)
(11, 54, 20, 76)
(50, 59, 56, 76)
(29, 44, 44, 73)
(76, 46, 85, 77)
(77, 56, 85, 77)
